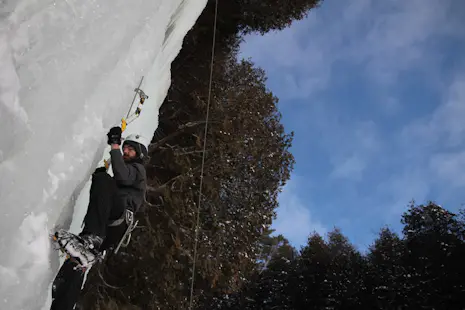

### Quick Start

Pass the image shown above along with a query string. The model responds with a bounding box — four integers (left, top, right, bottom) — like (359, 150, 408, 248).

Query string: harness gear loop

(110, 209, 139, 254)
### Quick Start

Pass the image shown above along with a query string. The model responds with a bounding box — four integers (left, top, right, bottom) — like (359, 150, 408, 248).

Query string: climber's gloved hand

(107, 126, 122, 145)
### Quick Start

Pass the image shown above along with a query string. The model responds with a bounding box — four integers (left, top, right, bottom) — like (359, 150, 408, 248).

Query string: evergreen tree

(401, 201, 465, 309)
(254, 251, 298, 309)
(217, 0, 323, 35)
(325, 229, 365, 309)
(296, 232, 332, 309)
(199, 234, 298, 310)
(365, 227, 407, 309)
(200, 202, 465, 310)
(257, 229, 297, 270)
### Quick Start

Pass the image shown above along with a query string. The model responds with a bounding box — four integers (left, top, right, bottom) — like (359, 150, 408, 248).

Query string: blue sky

(239, 0, 465, 252)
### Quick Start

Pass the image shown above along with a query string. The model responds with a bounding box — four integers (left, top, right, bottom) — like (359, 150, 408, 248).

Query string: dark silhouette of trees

(200, 202, 465, 310)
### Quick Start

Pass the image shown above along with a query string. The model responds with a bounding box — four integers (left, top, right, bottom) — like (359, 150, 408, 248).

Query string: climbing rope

(188, 0, 218, 308)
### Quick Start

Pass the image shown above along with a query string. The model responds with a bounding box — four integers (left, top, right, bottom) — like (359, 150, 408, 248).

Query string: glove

(107, 126, 122, 145)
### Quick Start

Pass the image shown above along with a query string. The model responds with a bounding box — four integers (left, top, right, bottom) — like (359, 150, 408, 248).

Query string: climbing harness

(188, 0, 218, 308)
(108, 209, 139, 254)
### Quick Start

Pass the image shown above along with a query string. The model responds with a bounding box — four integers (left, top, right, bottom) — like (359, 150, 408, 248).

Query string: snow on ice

(0, 0, 207, 309)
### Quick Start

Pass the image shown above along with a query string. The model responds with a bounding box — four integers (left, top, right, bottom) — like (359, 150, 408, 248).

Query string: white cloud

(355, 0, 453, 83)
(330, 154, 366, 180)
(384, 97, 401, 115)
(323, 119, 381, 181)
(430, 151, 465, 188)
(240, 0, 463, 100)
(401, 76, 465, 149)
(372, 74, 465, 218)
(374, 167, 431, 220)
(274, 176, 326, 248)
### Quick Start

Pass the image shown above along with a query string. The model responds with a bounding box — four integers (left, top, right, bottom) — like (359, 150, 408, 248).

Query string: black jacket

(110, 149, 147, 213)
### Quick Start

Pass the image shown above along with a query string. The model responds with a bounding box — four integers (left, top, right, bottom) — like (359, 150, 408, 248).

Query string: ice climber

(55, 126, 148, 266)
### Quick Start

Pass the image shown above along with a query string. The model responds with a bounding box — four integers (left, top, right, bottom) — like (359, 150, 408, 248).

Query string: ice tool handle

(123, 87, 148, 126)
(104, 78, 148, 170)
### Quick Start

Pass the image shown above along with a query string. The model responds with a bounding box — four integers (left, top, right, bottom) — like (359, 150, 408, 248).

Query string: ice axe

(104, 77, 148, 170)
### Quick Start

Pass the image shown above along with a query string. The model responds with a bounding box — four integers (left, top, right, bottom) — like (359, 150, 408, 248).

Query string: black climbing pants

(81, 171, 125, 238)
(50, 171, 127, 310)
(51, 259, 84, 310)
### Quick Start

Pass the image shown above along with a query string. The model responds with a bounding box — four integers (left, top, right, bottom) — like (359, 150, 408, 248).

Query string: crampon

(51, 230, 104, 272)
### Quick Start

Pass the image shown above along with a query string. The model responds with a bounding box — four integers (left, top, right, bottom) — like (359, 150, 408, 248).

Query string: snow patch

(54, 152, 65, 161)
(0, 212, 51, 309)
(0, 32, 28, 125)
(47, 170, 61, 197)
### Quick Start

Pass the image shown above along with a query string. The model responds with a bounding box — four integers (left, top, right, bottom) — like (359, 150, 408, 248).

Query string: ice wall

(0, 0, 207, 308)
